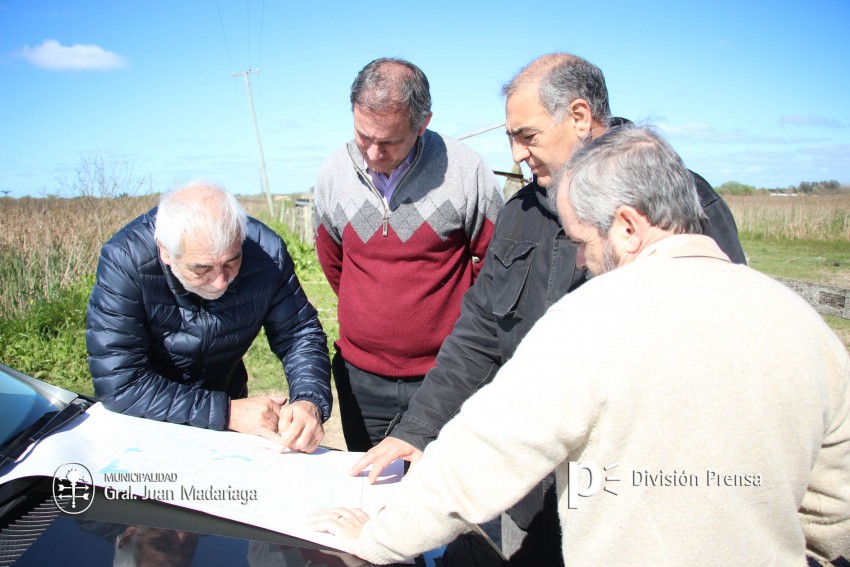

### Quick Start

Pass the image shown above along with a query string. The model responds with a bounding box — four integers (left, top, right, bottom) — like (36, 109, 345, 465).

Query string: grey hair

(350, 58, 432, 131)
(502, 53, 611, 125)
(154, 181, 248, 258)
(552, 124, 706, 235)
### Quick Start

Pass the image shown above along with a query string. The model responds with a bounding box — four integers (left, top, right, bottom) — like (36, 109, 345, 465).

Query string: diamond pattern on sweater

(390, 201, 427, 242)
(426, 200, 463, 239)
(329, 194, 381, 243)
(327, 191, 467, 244)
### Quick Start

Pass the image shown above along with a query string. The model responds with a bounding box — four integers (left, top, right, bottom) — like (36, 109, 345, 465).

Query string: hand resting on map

(229, 396, 324, 452)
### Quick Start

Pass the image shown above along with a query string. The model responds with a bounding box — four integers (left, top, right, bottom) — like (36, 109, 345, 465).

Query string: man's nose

(510, 139, 529, 164)
(370, 143, 387, 159)
(209, 270, 230, 290)
(575, 246, 587, 269)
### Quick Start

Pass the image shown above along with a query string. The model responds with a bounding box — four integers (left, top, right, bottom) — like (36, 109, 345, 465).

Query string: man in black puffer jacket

(86, 182, 331, 452)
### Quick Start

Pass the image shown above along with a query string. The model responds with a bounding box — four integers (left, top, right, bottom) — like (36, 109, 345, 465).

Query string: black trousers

(332, 352, 425, 451)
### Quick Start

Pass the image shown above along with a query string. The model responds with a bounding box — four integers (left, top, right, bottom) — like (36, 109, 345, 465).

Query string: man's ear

(158, 242, 173, 267)
(609, 205, 647, 254)
(416, 112, 433, 137)
(568, 98, 593, 138)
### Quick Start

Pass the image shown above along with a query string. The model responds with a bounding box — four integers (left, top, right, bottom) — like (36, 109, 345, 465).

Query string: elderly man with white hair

(87, 181, 331, 452)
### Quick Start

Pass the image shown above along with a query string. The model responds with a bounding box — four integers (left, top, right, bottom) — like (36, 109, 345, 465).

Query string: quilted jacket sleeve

(263, 237, 332, 422)
(86, 240, 231, 430)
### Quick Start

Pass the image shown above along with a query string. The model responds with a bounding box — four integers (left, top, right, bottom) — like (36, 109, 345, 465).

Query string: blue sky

(1, 0, 848, 198)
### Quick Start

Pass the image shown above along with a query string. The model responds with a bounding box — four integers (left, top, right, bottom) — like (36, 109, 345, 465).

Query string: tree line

(716, 180, 846, 196)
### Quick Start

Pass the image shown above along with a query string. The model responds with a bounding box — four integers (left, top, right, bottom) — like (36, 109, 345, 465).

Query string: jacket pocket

(490, 238, 537, 318)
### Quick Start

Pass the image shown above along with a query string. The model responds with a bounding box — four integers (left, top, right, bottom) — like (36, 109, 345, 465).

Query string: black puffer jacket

(86, 208, 331, 430)
(390, 171, 745, 542)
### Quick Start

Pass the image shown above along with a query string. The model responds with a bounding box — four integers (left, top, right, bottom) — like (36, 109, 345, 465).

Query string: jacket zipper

(359, 176, 390, 237)
(353, 137, 424, 238)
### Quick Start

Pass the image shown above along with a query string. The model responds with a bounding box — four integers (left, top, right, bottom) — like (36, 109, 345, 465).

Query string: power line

(456, 122, 505, 140)
(245, 0, 251, 68)
(256, 0, 266, 65)
(215, 0, 234, 72)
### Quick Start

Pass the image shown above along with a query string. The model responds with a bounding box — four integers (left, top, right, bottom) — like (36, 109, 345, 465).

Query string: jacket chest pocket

(490, 238, 537, 319)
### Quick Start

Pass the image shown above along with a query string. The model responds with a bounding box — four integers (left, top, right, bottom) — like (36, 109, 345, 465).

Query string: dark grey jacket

(390, 173, 745, 530)
(86, 208, 331, 430)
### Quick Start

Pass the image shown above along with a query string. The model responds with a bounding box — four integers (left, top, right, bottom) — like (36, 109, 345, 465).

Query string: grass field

(1, 193, 848, 450)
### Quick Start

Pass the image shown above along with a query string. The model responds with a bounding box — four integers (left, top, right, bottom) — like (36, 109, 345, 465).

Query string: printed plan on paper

(0, 403, 403, 551)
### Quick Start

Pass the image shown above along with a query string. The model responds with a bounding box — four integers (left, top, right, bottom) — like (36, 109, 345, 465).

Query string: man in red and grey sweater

(313, 58, 503, 451)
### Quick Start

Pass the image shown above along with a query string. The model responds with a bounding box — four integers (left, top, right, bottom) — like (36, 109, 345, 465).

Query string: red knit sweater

(314, 132, 502, 377)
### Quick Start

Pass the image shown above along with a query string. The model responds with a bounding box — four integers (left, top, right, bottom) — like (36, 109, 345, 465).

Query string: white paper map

(0, 403, 403, 552)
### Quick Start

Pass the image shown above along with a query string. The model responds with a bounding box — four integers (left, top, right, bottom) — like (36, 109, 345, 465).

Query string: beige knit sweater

(356, 234, 850, 565)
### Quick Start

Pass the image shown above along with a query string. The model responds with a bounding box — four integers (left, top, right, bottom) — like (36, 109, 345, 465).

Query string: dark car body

(0, 362, 504, 566)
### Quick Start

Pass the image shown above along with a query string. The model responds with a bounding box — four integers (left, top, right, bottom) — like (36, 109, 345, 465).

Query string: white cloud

(779, 115, 845, 129)
(660, 122, 819, 145)
(18, 39, 128, 71)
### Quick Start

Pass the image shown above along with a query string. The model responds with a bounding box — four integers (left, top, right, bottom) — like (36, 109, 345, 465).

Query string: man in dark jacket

(351, 53, 746, 564)
(86, 182, 331, 453)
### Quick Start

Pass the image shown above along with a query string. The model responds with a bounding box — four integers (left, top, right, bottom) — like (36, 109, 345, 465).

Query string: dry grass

(725, 194, 850, 241)
(0, 196, 158, 318)
(0, 194, 282, 318)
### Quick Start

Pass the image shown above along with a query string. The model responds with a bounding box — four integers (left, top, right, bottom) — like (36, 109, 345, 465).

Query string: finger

(261, 411, 279, 432)
(290, 425, 315, 453)
(367, 459, 392, 485)
(279, 420, 303, 450)
(255, 426, 286, 448)
(307, 516, 341, 535)
(268, 399, 283, 420)
(296, 422, 324, 453)
(277, 404, 295, 428)
(271, 396, 288, 406)
(309, 507, 345, 521)
(349, 450, 376, 477)
(350, 443, 395, 478)
(341, 508, 370, 522)
(311, 507, 367, 523)
(308, 507, 353, 527)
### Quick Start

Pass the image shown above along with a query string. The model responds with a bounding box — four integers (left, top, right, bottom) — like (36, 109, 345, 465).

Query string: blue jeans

(332, 352, 424, 451)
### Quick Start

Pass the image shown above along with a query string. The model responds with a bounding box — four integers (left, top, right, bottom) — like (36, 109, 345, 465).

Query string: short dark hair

(503, 53, 611, 125)
(350, 58, 432, 131)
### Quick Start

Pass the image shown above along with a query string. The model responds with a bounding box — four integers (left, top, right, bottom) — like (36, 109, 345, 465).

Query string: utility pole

(232, 68, 274, 217)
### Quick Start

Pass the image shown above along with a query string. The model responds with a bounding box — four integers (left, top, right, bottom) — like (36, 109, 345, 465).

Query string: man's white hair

(154, 180, 248, 258)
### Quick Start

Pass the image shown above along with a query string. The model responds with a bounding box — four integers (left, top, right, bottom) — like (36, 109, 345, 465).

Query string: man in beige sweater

(311, 125, 850, 565)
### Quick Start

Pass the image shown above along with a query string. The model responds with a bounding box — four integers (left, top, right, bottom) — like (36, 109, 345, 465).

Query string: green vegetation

(716, 181, 756, 196)
(1, 191, 849, 399)
(0, 276, 93, 394)
(740, 235, 850, 285)
(721, 179, 846, 196)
